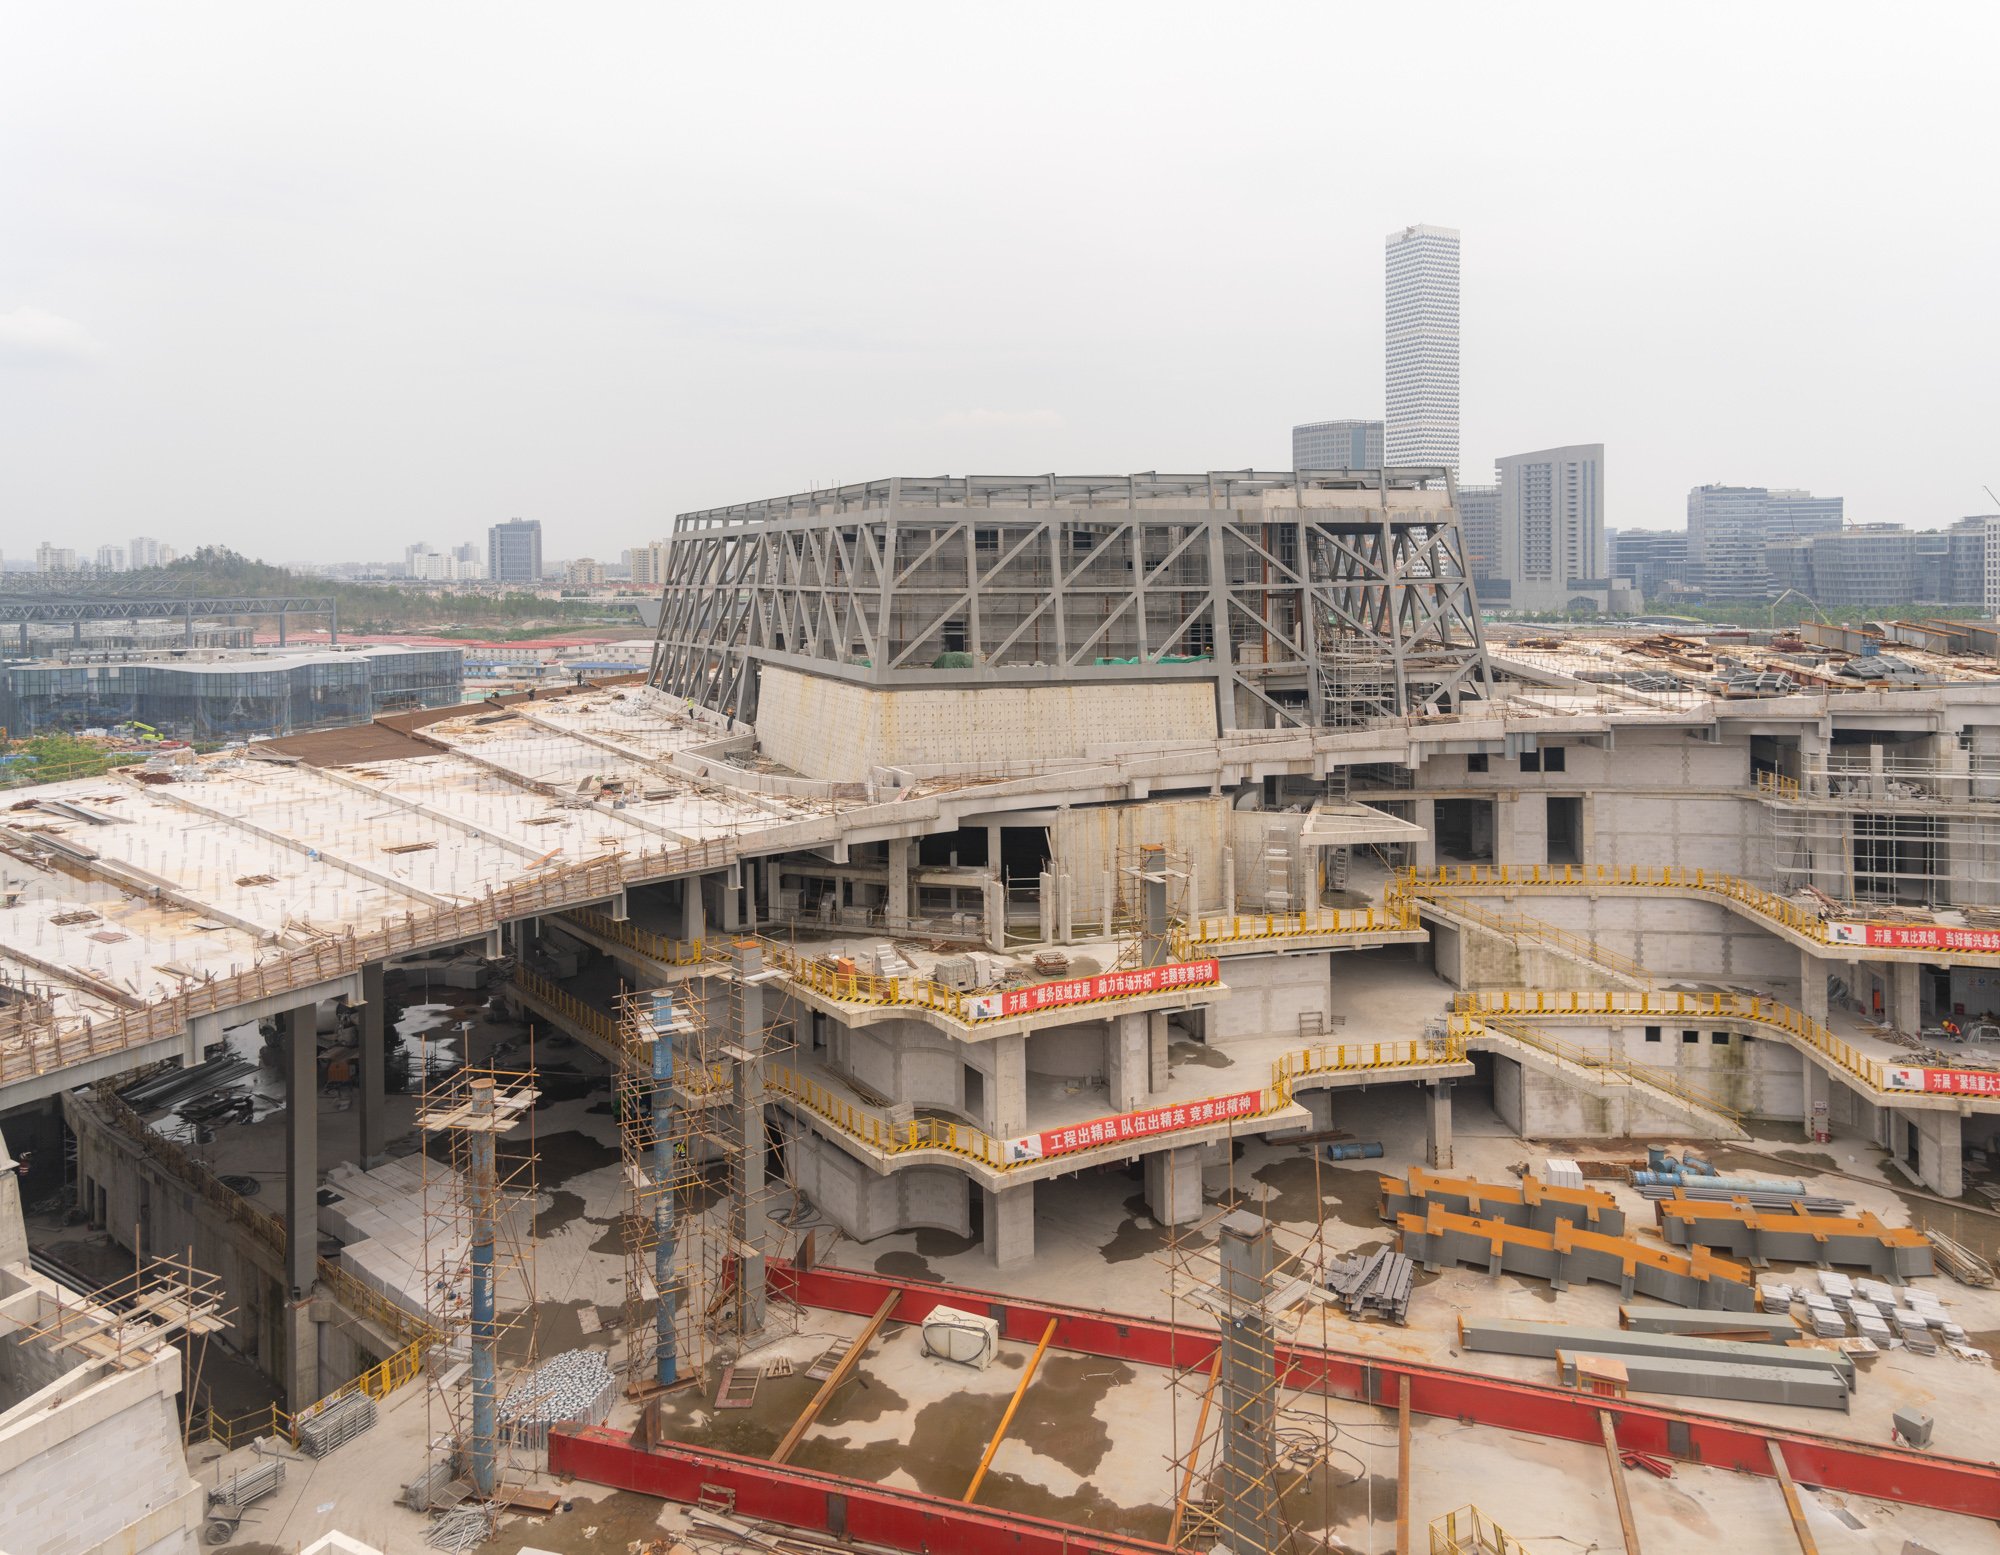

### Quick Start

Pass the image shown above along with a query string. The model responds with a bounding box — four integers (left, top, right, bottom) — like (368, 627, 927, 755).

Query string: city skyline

(2, 8, 1995, 559)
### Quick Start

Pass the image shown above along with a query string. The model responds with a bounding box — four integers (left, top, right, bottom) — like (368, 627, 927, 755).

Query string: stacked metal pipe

(496, 1348, 615, 1449)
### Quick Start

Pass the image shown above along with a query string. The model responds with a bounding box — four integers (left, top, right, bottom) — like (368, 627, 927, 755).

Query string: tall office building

(1292, 420, 1383, 471)
(1686, 486, 1843, 601)
(128, 536, 175, 570)
(1384, 224, 1460, 475)
(95, 544, 125, 572)
(1495, 445, 1606, 611)
(1608, 529, 1690, 603)
(1456, 482, 1501, 582)
(487, 518, 543, 584)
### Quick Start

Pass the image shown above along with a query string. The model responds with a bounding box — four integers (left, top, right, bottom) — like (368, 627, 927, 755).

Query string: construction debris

(1926, 1227, 1998, 1287)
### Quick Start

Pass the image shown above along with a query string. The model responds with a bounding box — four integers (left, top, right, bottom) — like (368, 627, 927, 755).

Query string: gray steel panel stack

(1459, 1317, 1855, 1390)
(1556, 1350, 1850, 1411)
(1618, 1307, 1803, 1341)
(296, 1392, 377, 1457)
(1324, 1248, 1415, 1324)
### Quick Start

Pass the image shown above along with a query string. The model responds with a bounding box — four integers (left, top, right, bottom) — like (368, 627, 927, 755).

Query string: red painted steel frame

(767, 1259, 2000, 1522)
(549, 1427, 1174, 1555)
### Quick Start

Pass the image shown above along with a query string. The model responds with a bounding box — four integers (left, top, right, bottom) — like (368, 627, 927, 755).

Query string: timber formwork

(1378, 1167, 1627, 1236)
(650, 469, 1493, 729)
(1394, 1204, 1758, 1309)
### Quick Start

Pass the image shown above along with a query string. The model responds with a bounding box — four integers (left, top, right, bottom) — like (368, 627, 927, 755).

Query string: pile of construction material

(1461, 1314, 1852, 1412)
(1383, 1168, 1753, 1310)
(1380, 1166, 1626, 1235)
(297, 1391, 378, 1456)
(1926, 1227, 1998, 1287)
(1630, 1148, 1847, 1214)
(497, 1348, 615, 1449)
(1763, 1273, 1987, 1361)
(1655, 1195, 1934, 1281)
(1323, 1247, 1415, 1324)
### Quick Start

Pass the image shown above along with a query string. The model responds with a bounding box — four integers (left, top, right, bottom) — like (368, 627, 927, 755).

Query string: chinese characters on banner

(1827, 922, 2000, 954)
(1004, 1089, 1263, 1164)
(1884, 1067, 2000, 1096)
(965, 959, 1222, 1022)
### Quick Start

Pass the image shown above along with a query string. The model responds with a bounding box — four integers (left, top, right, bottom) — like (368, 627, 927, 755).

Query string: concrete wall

(1454, 894, 1797, 987)
(755, 664, 1216, 782)
(1500, 1020, 1809, 1121)
(1445, 917, 1642, 993)
(1025, 1022, 1107, 1083)
(783, 1122, 971, 1242)
(1495, 1045, 1741, 1139)
(64, 1097, 387, 1400)
(1417, 732, 1766, 877)
(1052, 796, 1235, 919)
(0, 1285, 203, 1555)
(1208, 950, 1333, 1045)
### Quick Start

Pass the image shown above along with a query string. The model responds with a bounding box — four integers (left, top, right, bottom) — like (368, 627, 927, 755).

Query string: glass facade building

(0, 647, 463, 742)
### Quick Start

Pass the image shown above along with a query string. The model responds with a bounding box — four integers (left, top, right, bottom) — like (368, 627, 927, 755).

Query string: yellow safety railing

(512, 966, 632, 1054)
(1756, 770, 1802, 800)
(766, 1063, 1012, 1170)
(1189, 900, 1420, 949)
(1395, 863, 1863, 951)
(561, 907, 705, 966)
(1276, 1037, 1467, 1090)
(1460, 1009, 1741, 1125)
(195, 1336, 427, 1450)
(1454, 987, 1894, 1096)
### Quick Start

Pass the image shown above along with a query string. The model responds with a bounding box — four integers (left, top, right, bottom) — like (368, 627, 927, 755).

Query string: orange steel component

(964, 1319, 1058, 1503)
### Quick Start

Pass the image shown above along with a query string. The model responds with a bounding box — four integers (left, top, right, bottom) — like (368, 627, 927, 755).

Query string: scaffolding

(17, 1246, 231, 1375)
(618, 941, 797, 1417)
(1765, 753, 2000, 909)
(1164, 1152, 1375, 1554)
(417, 1059, 540, 1500)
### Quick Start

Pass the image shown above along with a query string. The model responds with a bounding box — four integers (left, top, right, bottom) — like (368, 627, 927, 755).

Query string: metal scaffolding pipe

(468, 1076, 498, 1496)
(651, 990, 678, 1389)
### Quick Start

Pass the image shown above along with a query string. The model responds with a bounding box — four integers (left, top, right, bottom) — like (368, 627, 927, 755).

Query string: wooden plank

(1168, 1349, 1224, 1546)
(490, 1485, 561, 1513)
(1768, 1439, 1821, 1554)
(1395, 1375, 1411, 1555)
(1600, 1410, 1642, 1554)
(770, 1292, 897, 1465)
(964, 1319, 1058, 1503)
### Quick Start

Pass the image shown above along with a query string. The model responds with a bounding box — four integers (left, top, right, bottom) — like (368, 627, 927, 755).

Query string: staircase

(1469, 1012, 1745, 1140)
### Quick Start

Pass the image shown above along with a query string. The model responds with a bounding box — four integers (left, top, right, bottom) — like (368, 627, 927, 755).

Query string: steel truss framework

(650, 470, 1492, 730)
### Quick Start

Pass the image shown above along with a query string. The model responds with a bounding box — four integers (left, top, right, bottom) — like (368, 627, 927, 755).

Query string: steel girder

(650, 492, 1491, 730)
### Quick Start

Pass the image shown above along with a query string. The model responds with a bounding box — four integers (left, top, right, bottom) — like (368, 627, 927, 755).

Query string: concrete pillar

(1891, 961, 1925, 1034)
(1216, 1212, 1281, 1554)
(1144, 1145, 1203, 1225)
(721, 870, 743, 933)
(1221, 844, 1236, 915)
(731, 940, 770, 1330)
(681, 875, 707, 946)
(989, 1035, 1028, 1136)
(984, 1181, 1035, 1267)
(1038, 871, 1056, 944)
(1148, 1010, 1171, 1092)
(1425, 1080, 1454, 1171)
(1057, 871, 1074, 943)
(983, 876, 1006, 952)
(1911, 1108, 1965, 1199)
(359, 961, 387, 1168)
(1296, 1089, 1334, 1132)
(1139, 843, 1169, 967)
(1802, 1059, 1831, 1141)
(281, 1004, 320, 1408)
(886, 838, 911, 925)
(1800, 949, 1829, 1024)
(1107, 1012, 1150, 1111)
(1412, 799, 1437, 871)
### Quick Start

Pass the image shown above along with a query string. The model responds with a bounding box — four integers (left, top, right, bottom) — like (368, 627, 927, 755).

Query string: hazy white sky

(3, 3, 1996, 564)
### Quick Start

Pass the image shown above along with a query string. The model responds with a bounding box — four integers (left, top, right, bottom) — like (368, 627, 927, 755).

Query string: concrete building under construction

(4, 473, 2000, 1552)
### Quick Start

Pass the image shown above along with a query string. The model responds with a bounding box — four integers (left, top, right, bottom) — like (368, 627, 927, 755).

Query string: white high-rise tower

(1385, 223, 1460, 476)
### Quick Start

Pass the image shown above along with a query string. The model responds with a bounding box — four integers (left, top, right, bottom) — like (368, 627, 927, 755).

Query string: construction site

(6, 469, 2000, 1555)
